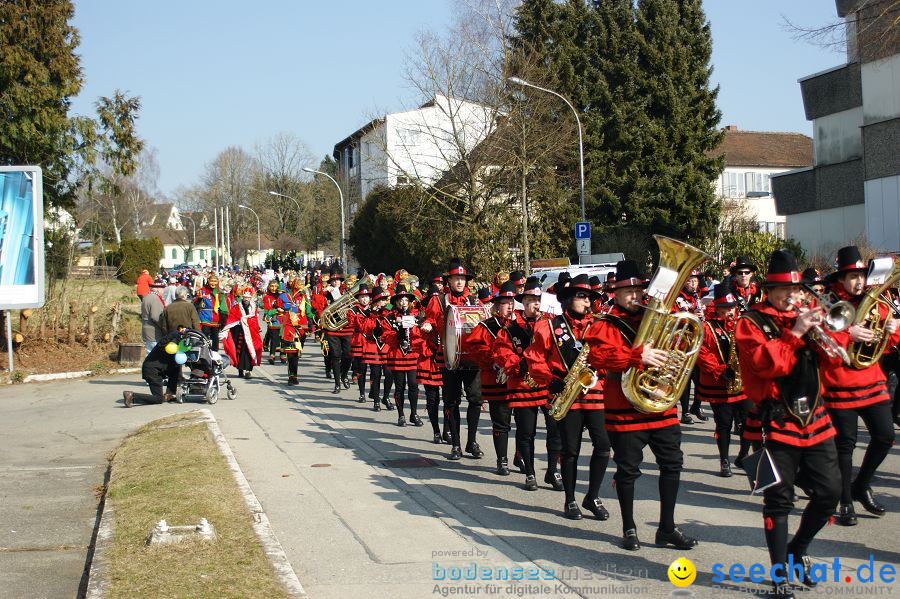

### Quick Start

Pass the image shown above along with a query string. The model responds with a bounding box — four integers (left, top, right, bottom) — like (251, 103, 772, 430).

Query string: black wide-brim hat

(547, 271, 571, 295)
(371, 287, 391, 302)
(489, 281, 518, 302)
(447, 258, 474, 281)
(354, 284, 372, 297)
(477, 287, 493, 303)
(329, 271, 345, 282)
(826, 245, 867, 282)
(509, 270, 526, 286)
(609, 260, 647, 290)
(801, 267, 823, 285)
(516, 276, 542, 302)
(391, 284, 416, 303)
(732, 255, 757, 273)
(711, 282, 739, 307)
(762, 249, 802, 287)
(557, 273, 602, 301)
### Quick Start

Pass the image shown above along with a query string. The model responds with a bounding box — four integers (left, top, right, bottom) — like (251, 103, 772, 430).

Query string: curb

(20, 368, 140, 384)
(84, 409, 307, 598)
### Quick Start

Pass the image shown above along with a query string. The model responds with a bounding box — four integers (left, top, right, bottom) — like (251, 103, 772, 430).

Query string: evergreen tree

(0, 0, 84, 209)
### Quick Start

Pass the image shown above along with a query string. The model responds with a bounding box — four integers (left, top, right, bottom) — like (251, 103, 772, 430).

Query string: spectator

(140, 281, 167, 354)
(162, 276, 178, 304)
(135, 269, 153, 300)
(162, 286, 201, 333)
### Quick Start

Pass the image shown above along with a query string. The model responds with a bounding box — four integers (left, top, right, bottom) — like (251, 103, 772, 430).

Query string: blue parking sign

(575, 221, 590, 239)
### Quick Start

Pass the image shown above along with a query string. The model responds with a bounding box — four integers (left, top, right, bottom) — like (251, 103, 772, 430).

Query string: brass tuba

(847, 256, 900, 369)
(319, 274, 375, 331)
(547, 342, 596, 421)
(622, 235, 710, 413)
(725, 328, 742, 395)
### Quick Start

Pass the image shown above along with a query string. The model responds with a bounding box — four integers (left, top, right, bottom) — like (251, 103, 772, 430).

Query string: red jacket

(584, 305, 677, 430)
(524, 311, 604, 411)
(346, 304, 369, 355)
(696, 318, 747, 404)
(423, 289, 477, 369)
(322, 286, 353, 337)
(734, 302, 836, 447)
(380, 309, 421, 371)
(494, 313, 548, 408)
(360, 308, 389, 365)
(820, 285, 900, 410)
(467, 315, 511, 402)
(416, 299, 443, 385)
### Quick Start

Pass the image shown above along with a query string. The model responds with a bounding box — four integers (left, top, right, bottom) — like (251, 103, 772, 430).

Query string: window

(346, 147, 354, 169)
(723, 172, 745, 197)
(211, 249, 216, 259)
(199, 249, 205, 260)
(396, 174, 410, 186)
(745, 172, 771, 195)
(171, 248, 178, 260)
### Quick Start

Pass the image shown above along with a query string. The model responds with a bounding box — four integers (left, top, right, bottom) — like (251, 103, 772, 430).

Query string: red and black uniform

(347, 304, 371, 398)
(468, 314, 513, 466)
(735, 300, 840, 574)
(821, 284, 899, 512)
(584, 304, 683, 536)
(261, 288, 283, 362)
(417, 294, 445, 439)
(382, 307, 422, 421)
(495, 313, 562, 482)
(526, 311, 608, 509)
(310, 282, 332, 377)
(730, 280, 764, 313)
(674, 289, 703, 422)
(361, 306, 393, 408)
(323, 284, 353, 387)
(697, 317, 751, 466)
(423, 288, 483, 453)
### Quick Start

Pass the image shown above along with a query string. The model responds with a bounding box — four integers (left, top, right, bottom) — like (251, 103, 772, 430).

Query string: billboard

(0, 166, 44, 309)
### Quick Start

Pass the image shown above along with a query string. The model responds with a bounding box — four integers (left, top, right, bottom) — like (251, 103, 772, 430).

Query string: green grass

(105, 412, 292, 599)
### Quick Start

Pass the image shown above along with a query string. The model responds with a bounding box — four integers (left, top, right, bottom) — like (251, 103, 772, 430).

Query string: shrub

(117, 238, 163, 284)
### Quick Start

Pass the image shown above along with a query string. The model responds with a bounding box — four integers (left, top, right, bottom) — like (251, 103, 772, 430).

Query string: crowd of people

(130, 244, 900, 599)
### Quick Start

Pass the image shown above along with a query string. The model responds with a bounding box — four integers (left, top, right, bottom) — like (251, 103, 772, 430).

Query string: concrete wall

(813, 107, 863, 165)
(785, 203, 866, 257)
(865, 175, 900, 252)
(861, 54, 900, 125)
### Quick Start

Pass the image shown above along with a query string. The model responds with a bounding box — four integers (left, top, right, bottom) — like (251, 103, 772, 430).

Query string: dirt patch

(1, 339, 132, 375)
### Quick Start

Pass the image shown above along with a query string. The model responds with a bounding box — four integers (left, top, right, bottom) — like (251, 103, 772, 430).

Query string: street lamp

(268, 190, 303, 233)
(303, 167, 345, 269)
(507, 76, 586, 223)
(238, 204, 260, 266)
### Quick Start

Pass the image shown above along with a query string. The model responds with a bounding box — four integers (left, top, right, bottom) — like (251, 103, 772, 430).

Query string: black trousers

(609, 425, 683, 534)
(679, 366, 700, 414)
(286, 353, 299, 377)
(393, 369, 418, 416)
(201, 324, 220, 352)
(425, 384, 443, 434)
(514, 406, 564, 477)
(829, 401, 895, 503)
(264, 326, 281, 356)
(489, 401, 513, 462)
(324, 334, 351, 382)
(541, 404, 564, 454)
(368, 364, 388, 400)
(558, 409, 610, 505)
(354, 356, 368, 395)
(711, 402, 752, 461)
(883, 352, 900, 419)
(133, 356, 181, 405)
(442, 368, 482, 447)
(762, 439, 840, 568)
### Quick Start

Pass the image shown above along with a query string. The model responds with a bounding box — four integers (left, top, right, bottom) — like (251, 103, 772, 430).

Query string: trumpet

(787, 298, 851, 365)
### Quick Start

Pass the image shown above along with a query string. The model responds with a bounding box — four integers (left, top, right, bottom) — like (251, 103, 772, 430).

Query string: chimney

(724, 125, 738, 132)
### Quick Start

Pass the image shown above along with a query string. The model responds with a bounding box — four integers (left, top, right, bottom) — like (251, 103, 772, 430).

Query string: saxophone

(547, 342, 597, 421)
(725, 328, 742, 395)
(847, 256, 900, 369)
(622, 235, 709, 413)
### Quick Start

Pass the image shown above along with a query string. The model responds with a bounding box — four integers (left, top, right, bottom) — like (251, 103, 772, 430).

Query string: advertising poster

(0, 166, 45, 309)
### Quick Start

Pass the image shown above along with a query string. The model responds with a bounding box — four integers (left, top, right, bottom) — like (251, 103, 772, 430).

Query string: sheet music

(647, 267, 678, 302)
(867, 257, 894, 286)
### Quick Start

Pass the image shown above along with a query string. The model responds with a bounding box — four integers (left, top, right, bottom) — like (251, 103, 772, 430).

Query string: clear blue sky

(70, 0, 843, 197)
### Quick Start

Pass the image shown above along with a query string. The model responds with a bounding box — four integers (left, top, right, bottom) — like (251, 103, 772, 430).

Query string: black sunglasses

(734, 270, 752, 275)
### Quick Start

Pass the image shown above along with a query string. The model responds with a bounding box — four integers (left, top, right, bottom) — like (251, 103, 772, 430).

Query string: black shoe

(342, 377, 351, 389)
(655, 527, 698, 550)
(410, 414, 424, 426)
(268, 357, 275, 365)
(837, 503, 858, 526)
(331, 386, 341, 394)
(357, 394, 366, 403)
(373, 401, 381, 413)
(123, 391, 133, 408)
(288, 375, 298, 385)
(513, 453, 526, 474)
(689, 404, 708, 422)
(465, 441, 484, 459)
(582, 497, 610, 521)
(622, 529, 640, 551)
(771, 579, 795, 599)
(442, 431, 451, 444)
(433, 433, 442, 444)
(786, 551, 818, 589)
(564, 501, 583, 520)
(382, 398, 395, 411)
(238, 370, 244, 378)
(397, 415, 406, 427)
(852, 483, 886, 516)
(680, 414, 694, 425)
(720, 459, 733, 478)
(523, 475, 538, 491)
(325, 370, 332, 379)
(448, 446, 462, 461)
(496, 458, 510, 476)
(544, 470, 564, 491)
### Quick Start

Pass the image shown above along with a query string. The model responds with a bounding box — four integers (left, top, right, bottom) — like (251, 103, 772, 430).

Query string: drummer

(423, 258, 485, 461)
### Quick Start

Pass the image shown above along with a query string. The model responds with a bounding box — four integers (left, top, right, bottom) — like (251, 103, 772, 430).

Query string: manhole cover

(380, 457, 437, 468)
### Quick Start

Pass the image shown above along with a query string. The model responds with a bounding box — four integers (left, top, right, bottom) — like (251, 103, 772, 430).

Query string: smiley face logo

(668, 557, 696, 587)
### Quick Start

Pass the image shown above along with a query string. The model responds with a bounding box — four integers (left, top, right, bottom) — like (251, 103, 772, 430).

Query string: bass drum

(444, 304, 492, 370)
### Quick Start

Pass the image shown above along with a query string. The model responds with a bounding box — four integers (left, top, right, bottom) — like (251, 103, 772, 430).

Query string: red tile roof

(709, 128, 813, 168)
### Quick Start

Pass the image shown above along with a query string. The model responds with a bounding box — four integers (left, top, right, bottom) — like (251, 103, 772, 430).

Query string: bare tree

(783, 0, 899, 62)
(254, 132, 316, 240)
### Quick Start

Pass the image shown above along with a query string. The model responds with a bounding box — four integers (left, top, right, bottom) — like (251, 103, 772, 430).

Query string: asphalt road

(1, 351, 898, 598)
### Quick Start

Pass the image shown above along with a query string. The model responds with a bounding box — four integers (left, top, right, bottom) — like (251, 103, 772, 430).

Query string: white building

(772, 0, 900, 257)
(709, 126, 813, 239)
(332, 94, 495, 217)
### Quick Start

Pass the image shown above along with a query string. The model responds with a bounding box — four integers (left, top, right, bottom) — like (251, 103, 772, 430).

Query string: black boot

(720, 459, 733, 478)
(465, 441, 484, 459)
(496, 457, 510, 476)
(382, 395, 395, 411)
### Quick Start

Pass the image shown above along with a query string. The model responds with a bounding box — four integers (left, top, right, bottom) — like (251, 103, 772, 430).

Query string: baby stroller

(177, 328, 236, 404)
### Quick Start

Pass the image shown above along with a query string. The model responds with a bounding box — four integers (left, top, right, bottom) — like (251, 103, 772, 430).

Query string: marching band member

(288, 278, 314, 349)
(494, 277, 561, 491)
(729, 255, 765, 311)
(676, 270, 707, 424)
(362, 286, 394, 412)
(347, 284, 373, 404)
(584, 261, 696, 551)
(821, 246, 900, 526)
(279, 289, 303, 386)
(525, 274, 609, 521)
(734, 249, 841, 598)
(422, 258, 484, 461)
(696, 283, 750, 477)
(261, 280, 284, 364)
(323, 271, 353, 393)
(382, 284, 424, 427)
(311, 273, 332, 379)
(418, 285, 447, 443)
(468, 281, 517, 475)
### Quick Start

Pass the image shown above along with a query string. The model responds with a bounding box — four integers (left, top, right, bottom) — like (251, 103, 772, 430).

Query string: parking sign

(575, 221, 590, 239)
